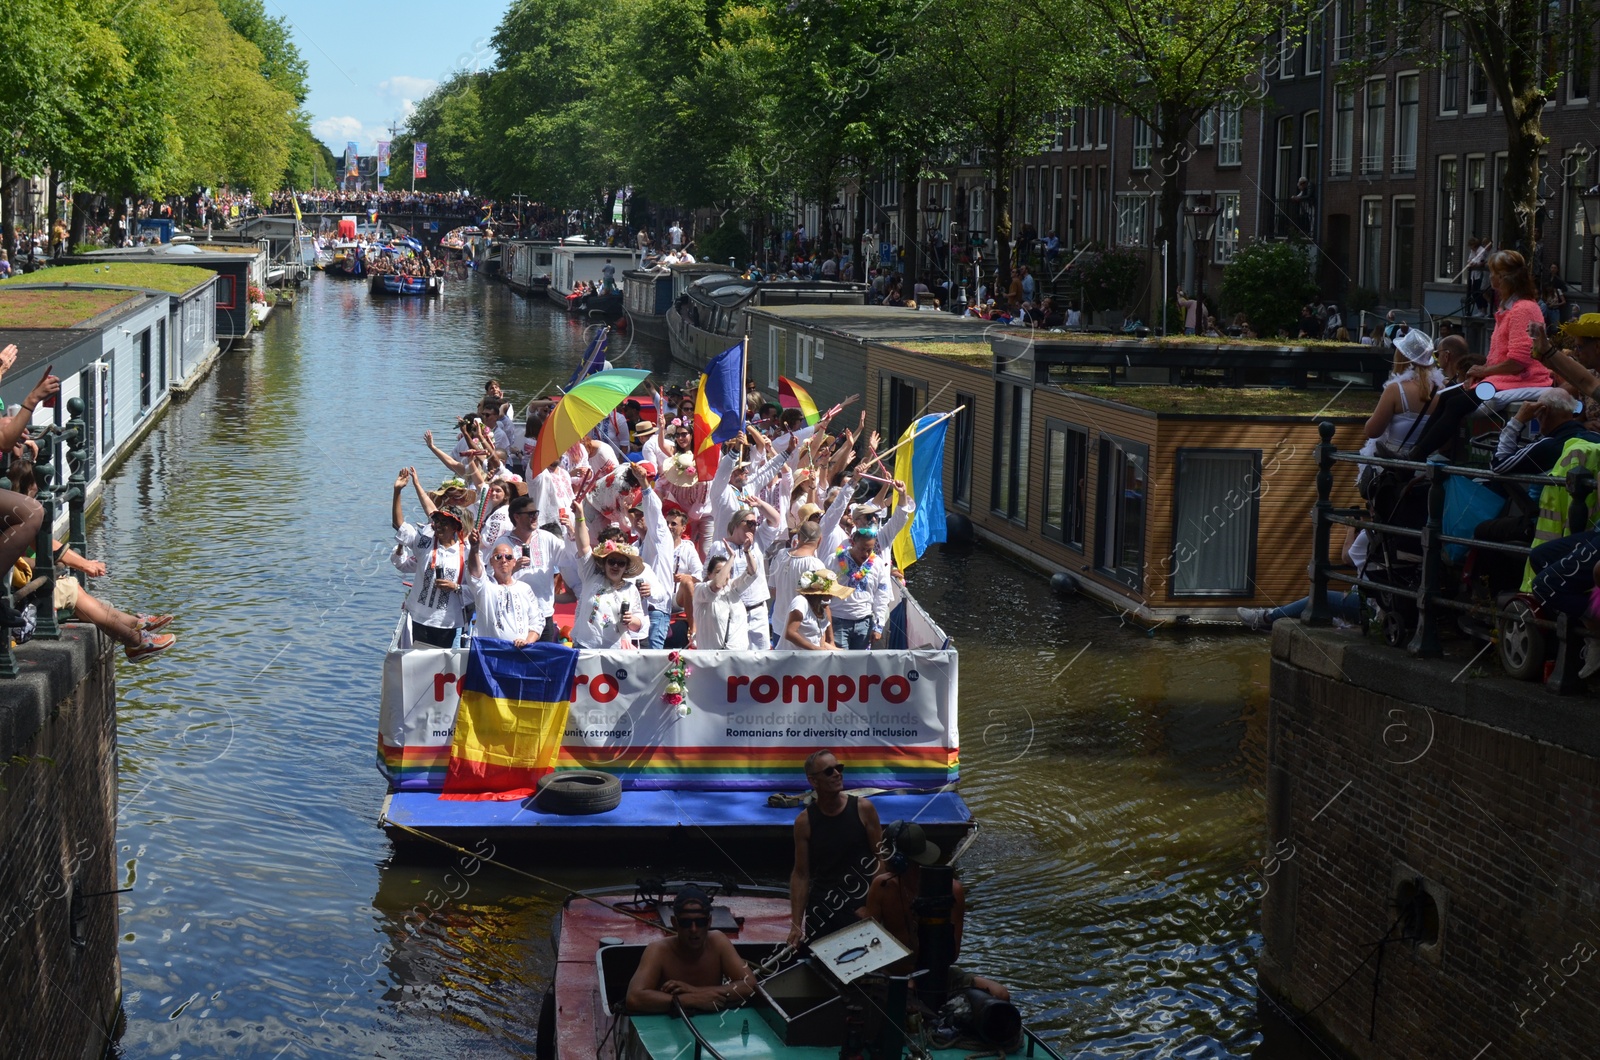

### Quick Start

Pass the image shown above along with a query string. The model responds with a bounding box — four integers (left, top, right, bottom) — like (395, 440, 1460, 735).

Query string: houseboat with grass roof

(741, 305, 1391, 624)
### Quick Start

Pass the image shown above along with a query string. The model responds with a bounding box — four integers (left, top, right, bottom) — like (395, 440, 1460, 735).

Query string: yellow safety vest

(1520, 437, 1600, 590)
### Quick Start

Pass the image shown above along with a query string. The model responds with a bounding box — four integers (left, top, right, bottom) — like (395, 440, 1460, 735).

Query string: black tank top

(804, 795, 875, 938)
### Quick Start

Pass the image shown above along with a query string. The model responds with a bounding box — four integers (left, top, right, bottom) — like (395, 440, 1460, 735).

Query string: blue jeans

(1268, 592, 1364, 623)
(647, 608, 671, 649)
(835, 615, 873, 650)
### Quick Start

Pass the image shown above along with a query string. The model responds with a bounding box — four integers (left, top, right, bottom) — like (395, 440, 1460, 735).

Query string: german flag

(440, 640, 580, 801)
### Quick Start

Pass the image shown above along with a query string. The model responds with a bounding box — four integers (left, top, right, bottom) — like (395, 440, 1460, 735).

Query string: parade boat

(537, 880, 1065, 1060)
(368, 271, 443, 297)
(328, 241, 365, 277)
(667, 277, 868, 372)
(376, 579, 970, 864)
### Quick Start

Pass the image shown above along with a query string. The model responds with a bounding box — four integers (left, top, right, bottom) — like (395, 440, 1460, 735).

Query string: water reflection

(96, 273, 1320, 1057)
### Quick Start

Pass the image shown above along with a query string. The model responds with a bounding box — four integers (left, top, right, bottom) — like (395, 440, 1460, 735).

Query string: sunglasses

(605, 558, 629, 568)
(809, 764, 844, 778)
(491, 554, 517, 562)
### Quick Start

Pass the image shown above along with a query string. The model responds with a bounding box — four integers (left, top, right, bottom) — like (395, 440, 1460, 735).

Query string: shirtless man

(865, 821, 1008, 1001)
(625, 886, 756, 1013)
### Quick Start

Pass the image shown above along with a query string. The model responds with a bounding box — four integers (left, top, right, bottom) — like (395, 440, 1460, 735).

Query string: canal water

(98, 274, 1317, 1057)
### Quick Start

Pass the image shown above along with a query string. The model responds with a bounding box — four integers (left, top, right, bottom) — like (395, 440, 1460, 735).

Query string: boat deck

(382, 788, 973, 859)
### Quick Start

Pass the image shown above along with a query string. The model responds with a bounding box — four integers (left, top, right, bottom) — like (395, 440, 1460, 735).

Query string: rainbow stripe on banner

(440, 639, 580, 800)
(554, 745, 958, 790)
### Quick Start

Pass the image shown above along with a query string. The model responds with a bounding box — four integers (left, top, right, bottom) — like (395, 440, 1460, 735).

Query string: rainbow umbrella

(531, 368, 651, 470)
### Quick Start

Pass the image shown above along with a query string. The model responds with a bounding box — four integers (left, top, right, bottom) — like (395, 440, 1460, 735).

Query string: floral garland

(833, 545, 876, 585)
(663, 650, 691, 715)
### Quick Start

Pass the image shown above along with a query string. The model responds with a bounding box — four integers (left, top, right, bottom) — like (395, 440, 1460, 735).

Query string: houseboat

(548, 241, 629, 314)
(666, 277, 868, 372)
(502, 239, 558, 293)
(69, 241, 269, 341)
(376, 576, 969, 864)
(742, 304, 1389, 624)
(623, 262, 728, 341)
(0, 265, 223, 513)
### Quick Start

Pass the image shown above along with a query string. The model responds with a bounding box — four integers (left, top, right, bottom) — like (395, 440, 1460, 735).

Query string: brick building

(864, 12, 1600, 326)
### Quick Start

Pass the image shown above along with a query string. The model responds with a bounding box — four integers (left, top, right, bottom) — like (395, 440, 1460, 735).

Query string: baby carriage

(1360, 465, 1433, 647)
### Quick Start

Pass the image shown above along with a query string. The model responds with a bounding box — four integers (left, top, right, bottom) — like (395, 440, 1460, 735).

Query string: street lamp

(829, 200, 845, 263)
(1184, 197, 1221, 303)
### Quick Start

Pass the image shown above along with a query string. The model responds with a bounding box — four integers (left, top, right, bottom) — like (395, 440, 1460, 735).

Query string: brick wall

(1264, 623, 1600, 1059)
(0, 628, 120, 1060)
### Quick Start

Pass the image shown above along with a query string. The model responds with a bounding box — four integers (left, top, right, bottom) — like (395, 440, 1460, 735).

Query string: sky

(270, 0, 512, 154)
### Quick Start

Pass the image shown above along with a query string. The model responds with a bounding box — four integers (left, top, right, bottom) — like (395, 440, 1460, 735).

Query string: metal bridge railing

(1306, 419, 1597, 694)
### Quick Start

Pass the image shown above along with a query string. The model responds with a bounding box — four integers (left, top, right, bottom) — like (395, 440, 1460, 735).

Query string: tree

(1219, 239, 1319, 337)
(385, 72, 487, 193)
(898, 0, 1071, 296)
(1029, 0, 1285, 259)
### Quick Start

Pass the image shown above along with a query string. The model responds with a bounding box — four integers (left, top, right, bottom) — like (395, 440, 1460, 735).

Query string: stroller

(1360, 465, 1434, 647)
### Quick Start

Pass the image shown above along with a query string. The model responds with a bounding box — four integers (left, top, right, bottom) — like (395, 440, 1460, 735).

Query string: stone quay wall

(1263, 623, 1600, 1059)
(0, 628, 120, 1059)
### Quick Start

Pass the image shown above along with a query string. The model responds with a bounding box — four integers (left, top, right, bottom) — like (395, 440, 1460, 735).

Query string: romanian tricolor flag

(890, 413, 951, 572)
(778, 376, 820, 425)
(440, 639, 580, 801)
(693, 341, 746, 480)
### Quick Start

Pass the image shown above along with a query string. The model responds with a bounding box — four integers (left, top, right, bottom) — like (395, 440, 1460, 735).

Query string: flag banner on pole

(693, 342, 746, 479)
(377, 141, 391, 178)
(564, 327, 610, 390)
(891, 413, 951, 571)
(413, 142, 428, 179)
(440, 639, 580, 800)
(290, 193, 302, 222)
(345, 142, 360, 178)
(778, 376, 820, 425)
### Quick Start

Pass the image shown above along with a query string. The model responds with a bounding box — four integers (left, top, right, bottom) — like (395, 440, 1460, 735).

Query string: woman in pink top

(1466, 250, 1554, 392)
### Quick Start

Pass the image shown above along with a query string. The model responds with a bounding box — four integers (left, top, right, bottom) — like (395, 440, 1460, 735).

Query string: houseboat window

(794, 335, 815, 383)
(952, 395, 975, 508)
(139, 328, 153, 413)
(1171, 449, 1260, 596)
(992, 381, 1031, 522)
(1044, 421, 1088, 550)
(768, 328, 784, 388)
(879, 373, 927, 450)
(102, 361, 115, 449)
(215, 274, 236, 309)
(76, 367, 98, 481)
(1096, 435, 1147, 589)
(157, 319, 167, 391)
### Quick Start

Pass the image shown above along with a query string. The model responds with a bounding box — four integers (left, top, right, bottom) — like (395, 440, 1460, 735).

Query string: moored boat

(503, 238, 558, 293)
(667, 277, 868, 372)
(548, 241, 629, 315)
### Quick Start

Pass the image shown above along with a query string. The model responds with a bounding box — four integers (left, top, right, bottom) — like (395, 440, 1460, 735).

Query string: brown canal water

(98, 273, 1323, 1057)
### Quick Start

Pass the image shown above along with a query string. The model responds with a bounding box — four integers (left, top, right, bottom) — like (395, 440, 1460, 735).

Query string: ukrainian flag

(440, 639, 580, 801)
(693, 341, 746, 479)
(891, 414, 951, 571)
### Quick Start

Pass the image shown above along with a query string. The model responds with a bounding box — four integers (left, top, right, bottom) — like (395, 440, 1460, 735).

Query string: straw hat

(797, 502, 824, 523)
(661, 452, 699, 487)
(633, 421, 658, 441)
(797, 568, 853, 599)
(1560, 313, 1600, 340)
(590, 540, 645, 577)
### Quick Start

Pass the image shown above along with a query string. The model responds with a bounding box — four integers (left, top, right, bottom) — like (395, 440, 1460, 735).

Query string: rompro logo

(727, 671, 917, 713)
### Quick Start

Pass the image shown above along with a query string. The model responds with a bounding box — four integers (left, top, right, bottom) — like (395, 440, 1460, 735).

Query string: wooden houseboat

(666, 277, 868, 372)
(71, 241, 269, 341)
(502, 238, 558, 294)
(744, 305, 1388, 624)
(548, 242, 629, 313)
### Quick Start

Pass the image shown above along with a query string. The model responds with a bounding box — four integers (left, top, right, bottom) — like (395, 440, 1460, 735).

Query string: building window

(1302, 111, 1321, 186)
(1394, 73, 1419, 173)
(1304, 6, 1325, 75)
(1491, 153, 1509, 248)
(1468, 57, 1489, 110)
(1440, 20, 1462, 113)
(138, 328, 153, 412)
(1361, 197, 1384, 290)
(1115, 194, 1151, 247)
(1392, 197, 1417, 304)
(992, 381, 1030, 522)
(1563, 153, 1590, 287)
(1332, 86, 1355, 177)
(767, 326, 785, 388)
(952, 394, 975, 508)
(1052, 167, 1063, 237)
(1044, 421, 1088, 549)
(1465, 155, 1487, 243)
(1436, 157, 1461, 280)
(1333, 0, 1354, 61)
(1276, 116, 1297, 236)
(1096, 435, 1148, 590)
(794, 334, 814, 382)
(1571, 1, 1593, 101)
(1278, 14, 1296, 78)
(1132, 118, 1153, 170)
(1366, 3, 1387, 54)
(1214, 192, 1241, 264)
(1198, 109, 1215, 146)
(1217, 104, 1242, 166)
(1171, 449, 1260, 596)
(1362, 78, 1387, 176)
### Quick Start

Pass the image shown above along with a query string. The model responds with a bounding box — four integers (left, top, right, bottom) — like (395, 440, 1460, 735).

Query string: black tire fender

(535, 769, 623, 815)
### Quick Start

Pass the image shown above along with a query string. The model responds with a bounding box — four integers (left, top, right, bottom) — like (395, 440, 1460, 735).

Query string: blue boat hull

(369, 274, 441, 297)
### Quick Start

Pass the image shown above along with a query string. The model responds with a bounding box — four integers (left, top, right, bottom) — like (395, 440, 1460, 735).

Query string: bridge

(235, 211, 499, 245)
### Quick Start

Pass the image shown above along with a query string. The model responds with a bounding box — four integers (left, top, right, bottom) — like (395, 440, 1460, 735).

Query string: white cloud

(312, 115, 393, 153)
(378, 75, 439, 101)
